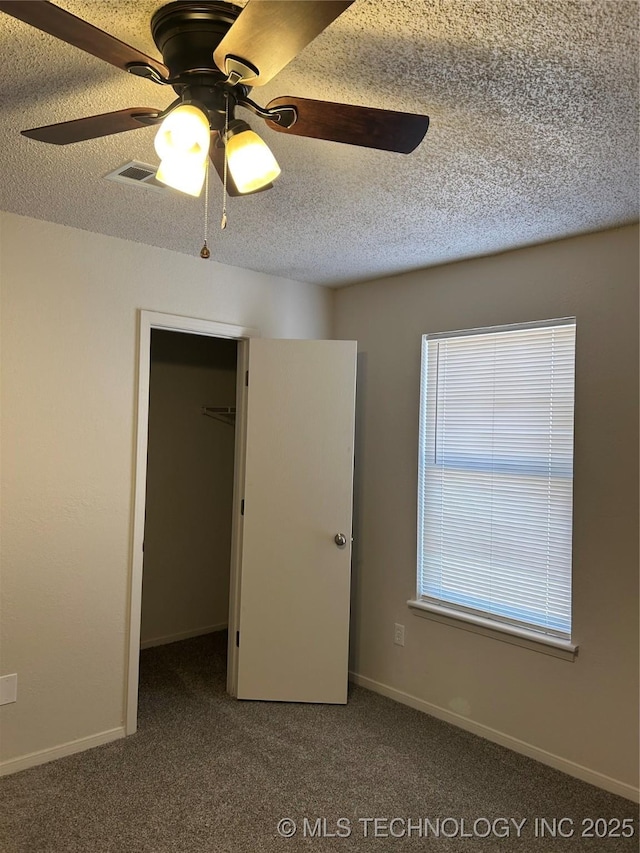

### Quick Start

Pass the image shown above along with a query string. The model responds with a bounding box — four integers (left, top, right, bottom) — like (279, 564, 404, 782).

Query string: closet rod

(202, 406, 236, 426)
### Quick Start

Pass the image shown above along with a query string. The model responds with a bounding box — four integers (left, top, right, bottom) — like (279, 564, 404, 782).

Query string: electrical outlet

(0, 674, 17, 705)
(394, 623, 405, 646)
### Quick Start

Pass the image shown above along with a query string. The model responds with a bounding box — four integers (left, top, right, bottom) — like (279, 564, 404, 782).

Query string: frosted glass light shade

(154, 104, 210, 197)
(154, 104, 210, 162)
(226, 128, 280, 194)
(156, 157, 207, 197)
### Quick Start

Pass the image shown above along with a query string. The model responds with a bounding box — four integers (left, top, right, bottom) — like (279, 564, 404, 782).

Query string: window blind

(417, 319, 576, 639)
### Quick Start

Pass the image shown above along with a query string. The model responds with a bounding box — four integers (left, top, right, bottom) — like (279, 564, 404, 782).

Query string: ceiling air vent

(105, 161, 170, 194)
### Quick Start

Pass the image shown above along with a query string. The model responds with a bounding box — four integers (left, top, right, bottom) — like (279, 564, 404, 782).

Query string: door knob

(334, 533, 347, 547)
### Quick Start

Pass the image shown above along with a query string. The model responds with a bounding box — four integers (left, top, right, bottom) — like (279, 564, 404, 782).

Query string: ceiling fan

(0, 0, 430, 197)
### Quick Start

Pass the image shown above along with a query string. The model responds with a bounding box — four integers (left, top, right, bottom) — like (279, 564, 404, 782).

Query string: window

(413, 319, 577, 651)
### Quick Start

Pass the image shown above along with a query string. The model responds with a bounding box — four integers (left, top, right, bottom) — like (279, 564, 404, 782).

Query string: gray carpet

(0, 632, 637, 852)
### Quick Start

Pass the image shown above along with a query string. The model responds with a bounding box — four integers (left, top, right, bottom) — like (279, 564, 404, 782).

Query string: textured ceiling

(0, 0, 638, 286)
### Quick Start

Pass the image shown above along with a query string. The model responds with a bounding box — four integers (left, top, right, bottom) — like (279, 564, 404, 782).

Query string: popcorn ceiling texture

(0, 0, 637, 286)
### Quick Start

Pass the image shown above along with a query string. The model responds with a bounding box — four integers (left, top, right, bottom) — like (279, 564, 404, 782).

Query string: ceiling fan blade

(21, 108, 162, 144)
(209, 132, 272, 196)
(213, 1, 353, 86)
(265, 96, 430, 154)
(0, 1, 168, 79)
(210, 132, 242, 197)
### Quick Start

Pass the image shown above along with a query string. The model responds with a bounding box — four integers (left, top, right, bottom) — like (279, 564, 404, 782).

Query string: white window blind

(417, 319, 576, 639)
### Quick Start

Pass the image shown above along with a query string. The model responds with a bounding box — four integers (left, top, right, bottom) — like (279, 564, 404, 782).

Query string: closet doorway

(139, 329, 238, 655)
(127, 311, 357, 734)
(127, 311, 256, 735)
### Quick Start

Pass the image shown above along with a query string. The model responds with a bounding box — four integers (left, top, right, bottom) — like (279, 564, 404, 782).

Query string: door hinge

(245, 370, 249, 387)
(241, 499, 245, 516)
(236, 631, 240, 648)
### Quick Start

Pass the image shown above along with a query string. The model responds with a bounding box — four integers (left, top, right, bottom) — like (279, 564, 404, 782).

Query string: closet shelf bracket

(202, 406, 236, 426)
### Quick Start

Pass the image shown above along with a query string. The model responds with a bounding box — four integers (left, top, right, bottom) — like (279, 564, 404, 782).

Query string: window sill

(407, 599, 578, 661)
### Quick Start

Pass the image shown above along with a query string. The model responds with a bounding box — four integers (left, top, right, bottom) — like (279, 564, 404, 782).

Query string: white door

(235, 338, 357, 703)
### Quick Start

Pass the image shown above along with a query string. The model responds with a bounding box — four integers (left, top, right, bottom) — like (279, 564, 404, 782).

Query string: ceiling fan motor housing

(151, 2, 247, 127)
(151, 1, 242, 75)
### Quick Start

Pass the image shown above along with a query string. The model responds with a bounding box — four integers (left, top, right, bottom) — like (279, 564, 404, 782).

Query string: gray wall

(334, 224, 639, 792)
(140, 331, 237, 647)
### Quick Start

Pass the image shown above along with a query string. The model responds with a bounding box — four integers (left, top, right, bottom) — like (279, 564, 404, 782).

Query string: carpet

(0, 632, 637, 851)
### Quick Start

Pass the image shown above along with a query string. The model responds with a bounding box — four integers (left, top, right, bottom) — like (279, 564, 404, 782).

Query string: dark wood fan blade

(21, 108, 162, 144)
(210, 132, 242, 197)
(265, 96, 430, 154)
(209, 132, 272, 196)
(0, 1, 168, 78)
(213, 1, 352, 87)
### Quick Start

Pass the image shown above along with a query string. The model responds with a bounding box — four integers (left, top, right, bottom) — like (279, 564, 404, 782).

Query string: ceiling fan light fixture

(225, 120, 281, 194)
(154, 103, 210, 196)
(154, 103, 211, 162)
(156, 155, 207, 197)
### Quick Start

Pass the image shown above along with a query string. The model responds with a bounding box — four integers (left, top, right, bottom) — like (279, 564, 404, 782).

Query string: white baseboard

(0, 726, 125, 778)
(349, 671, 639, 804)
(140, 622, 228, 650)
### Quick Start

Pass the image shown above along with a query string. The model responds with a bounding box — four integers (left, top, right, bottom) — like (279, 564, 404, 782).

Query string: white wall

(140, 331, 237, 647)
(0, 212, 331, 767)
(334, 225, 639, 796)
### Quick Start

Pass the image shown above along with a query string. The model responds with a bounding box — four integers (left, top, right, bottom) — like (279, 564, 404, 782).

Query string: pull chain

(200, 160, 210, 259)
(221, 94, 229, 230)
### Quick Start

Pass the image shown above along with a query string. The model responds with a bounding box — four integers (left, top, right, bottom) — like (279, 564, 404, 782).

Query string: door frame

(125, 310, 258, 735)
